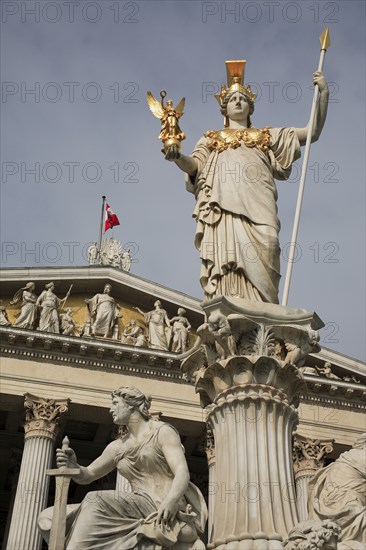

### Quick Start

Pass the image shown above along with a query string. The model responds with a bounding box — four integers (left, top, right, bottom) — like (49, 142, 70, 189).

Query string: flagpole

(281, 27, 331, 306)
(98, 195, 106, 262)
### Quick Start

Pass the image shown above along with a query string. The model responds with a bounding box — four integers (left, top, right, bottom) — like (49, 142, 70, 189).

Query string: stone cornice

(1, 326, 366, 398)
(0, 326, 184, 382)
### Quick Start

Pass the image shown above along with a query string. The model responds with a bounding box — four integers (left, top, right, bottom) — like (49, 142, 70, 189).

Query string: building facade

(0, 266, 365, 548)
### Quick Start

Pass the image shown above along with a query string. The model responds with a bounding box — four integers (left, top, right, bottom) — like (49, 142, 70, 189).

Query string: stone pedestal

(182, 297, 323, 550)
(292, 434, 334, 521)
(6, 394, 69, 550)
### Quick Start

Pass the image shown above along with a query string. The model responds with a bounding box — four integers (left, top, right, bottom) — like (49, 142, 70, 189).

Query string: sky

(1, 0, 365, 361)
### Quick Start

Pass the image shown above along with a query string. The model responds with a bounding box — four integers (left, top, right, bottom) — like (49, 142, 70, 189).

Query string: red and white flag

(104, 203, 120, 232)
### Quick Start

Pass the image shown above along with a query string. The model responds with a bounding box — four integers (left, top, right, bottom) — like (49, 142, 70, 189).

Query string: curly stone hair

(111, 386, 152, 419)
(284, 520, 341, 550)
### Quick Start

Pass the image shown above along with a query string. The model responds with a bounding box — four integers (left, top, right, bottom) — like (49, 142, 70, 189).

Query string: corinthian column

(6, 394, 69, 550)
(292, 434, 334, 521)
(182, 297, 323, 549)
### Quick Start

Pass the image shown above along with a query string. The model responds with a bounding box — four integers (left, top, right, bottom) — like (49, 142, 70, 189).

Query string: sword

(46, 436, 80, 550)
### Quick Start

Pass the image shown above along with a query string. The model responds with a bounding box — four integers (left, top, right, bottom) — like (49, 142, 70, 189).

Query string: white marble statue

(100, 238, 123, 268)
(308, 433, 366, 548)
(10, 282, 38, 329)
(38, 386, 207, 549)
(164, 67, 329, 303)
(85, 284, 120, 338)
(121, 319, 146, 347)
(284, 520, 341, 550)
(60, 308, 78, 336)
(170, 308, 191, 353)
(135, 301, 171, 351)
(121, 249, 132, 272)
(87, 241, 99, 265)
(36, 282, 67, 334)
(0, 305, 11, 326)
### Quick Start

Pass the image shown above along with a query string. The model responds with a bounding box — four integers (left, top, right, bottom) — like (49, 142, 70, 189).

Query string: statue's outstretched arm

(295, 71, 329, 145)
(165, 146, 198, 177)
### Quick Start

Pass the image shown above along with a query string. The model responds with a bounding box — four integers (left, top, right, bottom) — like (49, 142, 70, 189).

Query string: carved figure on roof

(0, 305, 11, 326)
(88, 242, 99, 265)
(163, 60, 329, 303)
(121, 319, 146, 347)
(38, 386, 207, 549)
(85, 284, 121, 338)
(317, 361, 341, 380)
(36, 282, 71, 334)
(121, 249, 132, 272)
(10, 282, 38, 329)
(100, 238, 123, 268)
(135, 301, 171, 351)
(60, 308, 79, 336)
(170, 308, 191, 353)
(308, 433, 366, 548)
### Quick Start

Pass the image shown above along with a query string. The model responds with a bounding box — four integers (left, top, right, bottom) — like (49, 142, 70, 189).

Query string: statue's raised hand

(164, 144, 181, 162)
(313, 70, 328, 93)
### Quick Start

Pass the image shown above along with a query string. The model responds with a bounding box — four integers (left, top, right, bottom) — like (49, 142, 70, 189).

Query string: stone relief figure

(36, 282, 70, 334)
(170, 308, 191, 353)
(100, 238, 123, 268)
(0, 305, 11, 326)
(88, 241, 99, 265)
(85, 284, 120, 338)
(60, 308, 79, 336)
(198, 312, 237, 360)
(121, 249, 132, 272)
(284, 520, 341, 550)
(121, 319, 146, 347)
(164, 61, 329, 303)
(135, 301, 171, 351)
(317, 361, 342, 380)
(308, 433, 366, 549)
(38, 386, 207, 549)
(10, 282, 38, 329)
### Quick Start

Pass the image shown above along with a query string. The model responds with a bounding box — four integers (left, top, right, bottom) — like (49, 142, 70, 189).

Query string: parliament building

(0, 263, 365, 549)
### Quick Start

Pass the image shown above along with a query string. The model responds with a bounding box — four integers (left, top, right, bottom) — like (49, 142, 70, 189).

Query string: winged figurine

(146, 90, 186, 152)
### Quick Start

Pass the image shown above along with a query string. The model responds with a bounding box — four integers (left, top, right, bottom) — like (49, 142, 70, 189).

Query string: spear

(282, 28, 331, 306)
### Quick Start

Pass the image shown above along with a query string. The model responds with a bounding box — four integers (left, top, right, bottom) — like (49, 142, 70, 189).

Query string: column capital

(181, 297, 323, 408)
(23, 393, 70, 439)
(293, 433, 334, 478)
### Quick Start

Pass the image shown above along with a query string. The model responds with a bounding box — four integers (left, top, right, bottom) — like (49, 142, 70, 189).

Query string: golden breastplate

(204, 127, 271, 153)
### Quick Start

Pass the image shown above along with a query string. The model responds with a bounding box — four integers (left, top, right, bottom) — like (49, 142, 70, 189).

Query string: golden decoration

(204, 127, 271, 153)
(146, 90, 185, 152)
(215, 60, 257, 107)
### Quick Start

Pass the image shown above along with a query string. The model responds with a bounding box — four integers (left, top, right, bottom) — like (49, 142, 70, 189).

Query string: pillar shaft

(207, 386, 299, 550)
(6, 394, 69, 550)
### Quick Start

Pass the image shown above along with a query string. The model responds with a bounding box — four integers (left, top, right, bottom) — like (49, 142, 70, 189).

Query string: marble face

(226, 92, 250, 122)
(109, 396, 130, 425)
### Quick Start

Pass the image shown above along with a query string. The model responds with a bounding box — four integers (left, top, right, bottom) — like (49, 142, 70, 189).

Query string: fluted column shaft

(207, 385, 299, 550)
(6, 394, 69, 550)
